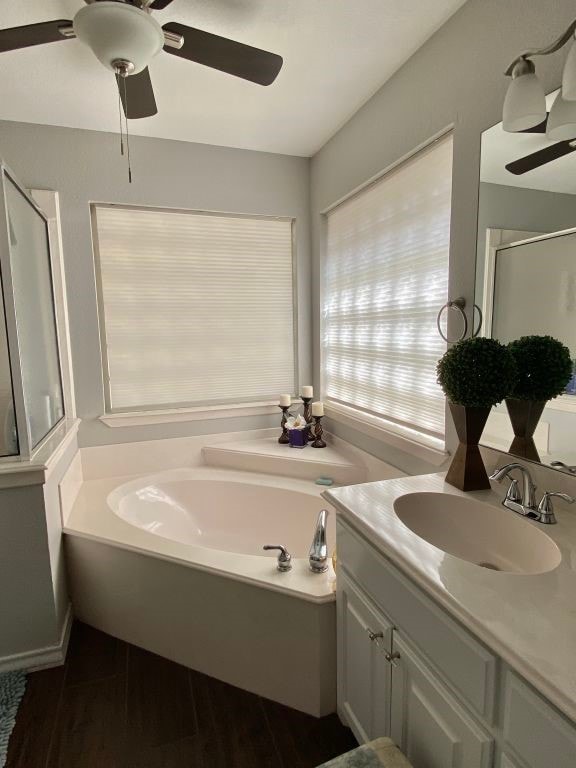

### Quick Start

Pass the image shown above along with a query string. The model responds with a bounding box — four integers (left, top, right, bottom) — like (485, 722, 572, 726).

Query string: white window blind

(322, 134, 453, 442)
(93, 205, 296, 412)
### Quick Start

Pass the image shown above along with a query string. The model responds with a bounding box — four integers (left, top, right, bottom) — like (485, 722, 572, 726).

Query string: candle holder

(311, 415, 327, 448)
(278, 405, 290, 444)
(301, 396, 314, 441)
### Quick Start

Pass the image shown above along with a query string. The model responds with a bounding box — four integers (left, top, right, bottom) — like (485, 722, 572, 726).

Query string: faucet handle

(505, 478, 522, 504)
(263, 545, 292, 572)
(536, 492, 575, 525)
(551, 461, 576, 475)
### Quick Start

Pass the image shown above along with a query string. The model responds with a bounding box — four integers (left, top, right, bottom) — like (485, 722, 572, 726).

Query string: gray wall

(310, 0, 576, 474)
(0, 122, 311, 447)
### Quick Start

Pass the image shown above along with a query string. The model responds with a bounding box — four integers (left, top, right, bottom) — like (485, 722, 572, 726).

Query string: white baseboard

(0, 604, 73, 673)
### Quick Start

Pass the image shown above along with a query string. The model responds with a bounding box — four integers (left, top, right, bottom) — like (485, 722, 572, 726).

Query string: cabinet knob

(366, 628, 384, 643)
(384, 650, 401, 666)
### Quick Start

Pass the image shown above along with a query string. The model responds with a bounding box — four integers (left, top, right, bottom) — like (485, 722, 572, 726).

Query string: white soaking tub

(64, 467, 338, 716)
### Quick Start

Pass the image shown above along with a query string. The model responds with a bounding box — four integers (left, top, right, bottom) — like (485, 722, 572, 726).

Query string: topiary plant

(507, 335, 572, 401)
(437, 336, 517, 408)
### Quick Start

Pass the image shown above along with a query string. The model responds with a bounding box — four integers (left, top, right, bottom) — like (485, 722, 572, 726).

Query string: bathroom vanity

(326, 474, 576, 768)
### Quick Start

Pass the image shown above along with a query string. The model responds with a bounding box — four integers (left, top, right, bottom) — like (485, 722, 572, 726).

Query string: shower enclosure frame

(0, 160, 66, 460)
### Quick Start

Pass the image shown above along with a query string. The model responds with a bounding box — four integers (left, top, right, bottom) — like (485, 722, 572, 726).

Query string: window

(93, 205, 296, 412)
(322, 133, 453, 447)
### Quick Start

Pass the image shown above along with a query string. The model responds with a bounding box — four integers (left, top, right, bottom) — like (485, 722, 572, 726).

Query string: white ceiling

(0, 0, 467, 156)
(481, 91, 576, 196)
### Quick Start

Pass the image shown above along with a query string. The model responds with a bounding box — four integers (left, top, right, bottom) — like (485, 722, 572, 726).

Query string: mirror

(475, 89, 576, 474)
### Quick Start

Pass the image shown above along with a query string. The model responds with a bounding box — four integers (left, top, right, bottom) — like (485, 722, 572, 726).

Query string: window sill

(100, 401, 280, 428)
(546, 394, 576, 414)
(325, 401, 448, 467)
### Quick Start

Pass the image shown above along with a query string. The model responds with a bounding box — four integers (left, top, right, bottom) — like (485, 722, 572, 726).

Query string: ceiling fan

(506, 116, 576, 175)
(0, 0, 284, 121)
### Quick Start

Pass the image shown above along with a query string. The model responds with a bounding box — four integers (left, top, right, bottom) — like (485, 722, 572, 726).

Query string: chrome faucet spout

(489, 462, 536, 509)
(309, 509, 329, 573)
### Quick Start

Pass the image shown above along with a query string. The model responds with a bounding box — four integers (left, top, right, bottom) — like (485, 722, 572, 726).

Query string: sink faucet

(489, 462, 537, 515)
(489, 462, 575, 524)
(309, 509, 329, 573)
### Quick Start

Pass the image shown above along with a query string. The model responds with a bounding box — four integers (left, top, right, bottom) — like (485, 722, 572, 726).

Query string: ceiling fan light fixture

(503, 58, 547, 132)
(546, 90, 576, 140)
(73, 1, 164, 75)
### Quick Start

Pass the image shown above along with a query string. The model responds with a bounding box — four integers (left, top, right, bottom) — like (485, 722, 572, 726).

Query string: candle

(279, 394, 291, 407)
(311, 401, 324, 417)
(301, 385, 313, 399)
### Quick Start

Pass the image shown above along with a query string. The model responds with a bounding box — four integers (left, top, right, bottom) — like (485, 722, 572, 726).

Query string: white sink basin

(393, 492, 561, 574)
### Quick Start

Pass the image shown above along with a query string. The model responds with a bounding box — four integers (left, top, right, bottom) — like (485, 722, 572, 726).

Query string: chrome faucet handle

(263, 545, 292, 572)
(536, 492, 575, 525)
(551, 461, 576, 475)
(505, 478, 522, 504)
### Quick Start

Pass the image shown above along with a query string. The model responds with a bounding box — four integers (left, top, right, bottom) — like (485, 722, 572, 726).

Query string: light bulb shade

(503, 72, 547, 132)
(73, 2, 164, 74)
(547, 91, 576, 140)
(562, 39, 576, 101)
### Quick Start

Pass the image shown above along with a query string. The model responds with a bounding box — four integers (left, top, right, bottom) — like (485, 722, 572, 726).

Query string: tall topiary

(437, 337, 517, 408)
(507, 335, 572, 402)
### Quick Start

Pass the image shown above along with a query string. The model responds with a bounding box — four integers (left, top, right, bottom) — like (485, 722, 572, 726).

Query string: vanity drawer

(337, 520, 497, 722)
(503, 671, 576, 768)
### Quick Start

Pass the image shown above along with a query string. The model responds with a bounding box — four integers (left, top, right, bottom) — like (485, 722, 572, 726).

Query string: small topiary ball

(437, 337, 517, 408)
(507, 335, 572, 401)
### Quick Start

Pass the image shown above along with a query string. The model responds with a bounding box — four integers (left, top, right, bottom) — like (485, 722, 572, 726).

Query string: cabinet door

(337, 571, 393, 743)
(502, 671, 576, 768)
(391, 635, 493, 768)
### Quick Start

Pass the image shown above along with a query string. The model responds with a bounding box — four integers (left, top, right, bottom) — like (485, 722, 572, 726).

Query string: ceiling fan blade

(162, 22, 283, 86)
(148, 0, 176, 8)
(506, 141, 576, 175)
(116, 68, 158, 119)
(0, 20, 73, 53)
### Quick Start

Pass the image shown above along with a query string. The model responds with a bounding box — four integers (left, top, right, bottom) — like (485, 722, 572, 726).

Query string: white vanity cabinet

(390, 634, 493, 767)
(336, 518, 576, 768)
(337, 572, 393, 742)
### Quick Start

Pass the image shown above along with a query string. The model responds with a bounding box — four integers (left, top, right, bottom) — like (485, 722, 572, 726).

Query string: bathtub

(64, 467, 338, 715)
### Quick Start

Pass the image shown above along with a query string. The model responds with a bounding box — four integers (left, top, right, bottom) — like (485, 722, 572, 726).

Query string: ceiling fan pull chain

(122, 75, 133, 184)
(117, 77, 124, 157)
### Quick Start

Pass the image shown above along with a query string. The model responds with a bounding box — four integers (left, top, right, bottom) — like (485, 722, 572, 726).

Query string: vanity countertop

(325, 473, 576, 724)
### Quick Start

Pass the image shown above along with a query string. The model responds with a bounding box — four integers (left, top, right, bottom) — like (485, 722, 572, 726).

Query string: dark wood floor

(7, 622, 357, 768)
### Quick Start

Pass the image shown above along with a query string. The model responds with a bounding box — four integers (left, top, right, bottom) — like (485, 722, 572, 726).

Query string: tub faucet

(263, 545, 292, 572)
(309, 509, 329, 573)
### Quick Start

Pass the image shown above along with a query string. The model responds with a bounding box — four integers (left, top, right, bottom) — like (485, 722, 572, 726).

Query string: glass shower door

(0, 165, 64, 456)
(0, 287, 17, 456)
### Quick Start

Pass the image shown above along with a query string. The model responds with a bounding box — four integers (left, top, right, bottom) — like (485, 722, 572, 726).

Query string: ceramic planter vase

(445, 402, 492, 492)
(505, 398, 547, 462)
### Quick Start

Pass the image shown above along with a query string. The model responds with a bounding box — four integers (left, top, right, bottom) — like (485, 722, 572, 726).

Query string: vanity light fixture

(503, 18, 576, 136)
(503, 58, 546, 132)
(546, 91, 576, 140)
